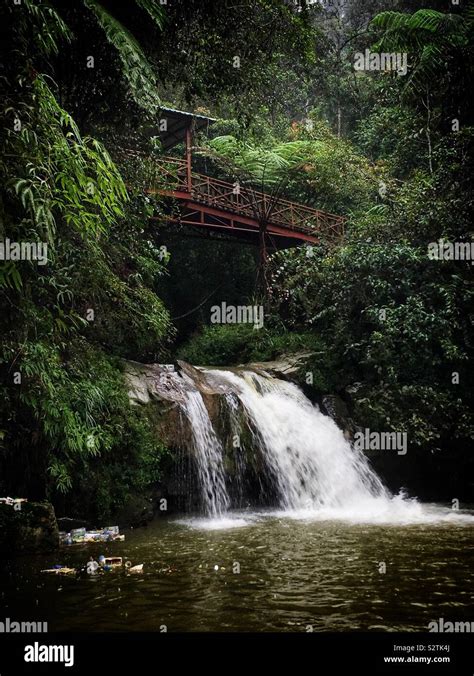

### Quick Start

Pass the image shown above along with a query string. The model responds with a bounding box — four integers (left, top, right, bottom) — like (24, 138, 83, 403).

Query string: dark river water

(1, 508, 473, 632)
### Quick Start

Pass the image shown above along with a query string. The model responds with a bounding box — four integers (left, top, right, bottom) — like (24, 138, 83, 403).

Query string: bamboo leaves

(84, 0, 161, 113)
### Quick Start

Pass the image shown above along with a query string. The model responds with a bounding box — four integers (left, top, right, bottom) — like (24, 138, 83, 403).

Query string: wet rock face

(124, 361, 187, 405)
(0, 501, 59, 555)
(320, 394, 356, 440)
(241, 352, 314, 380)
(125, 360, 229, 406)
(123, 360, 211, 512)
(123, 360, 278, 512)
(113, 491, 157, 529)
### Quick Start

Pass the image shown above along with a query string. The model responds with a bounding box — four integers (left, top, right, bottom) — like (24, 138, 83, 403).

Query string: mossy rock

(0, 501, 59, 556)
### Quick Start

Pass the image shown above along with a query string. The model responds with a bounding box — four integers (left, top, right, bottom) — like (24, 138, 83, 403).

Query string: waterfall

(211, 370, 388, 511)
(181, 390, 230, 517)
(176, 366, 427, 523)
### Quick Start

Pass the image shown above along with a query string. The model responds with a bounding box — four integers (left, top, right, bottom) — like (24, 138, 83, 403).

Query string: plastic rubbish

(60, 525, 124, 545)
(103, 557, 122, 568)
(103, 526, 119, 535)
(71, 528, 86, 536)
(86, 559, 99, 574)
(41, 566, 76, 575)
(0, 497, 27, 506)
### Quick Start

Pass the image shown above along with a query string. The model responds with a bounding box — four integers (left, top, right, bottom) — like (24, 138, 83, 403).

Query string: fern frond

(205, 136, 320, 190)
(370, 7, 469, 98)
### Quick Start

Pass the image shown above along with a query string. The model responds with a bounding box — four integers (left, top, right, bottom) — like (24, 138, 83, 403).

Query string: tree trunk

(257, 222, 269, 295)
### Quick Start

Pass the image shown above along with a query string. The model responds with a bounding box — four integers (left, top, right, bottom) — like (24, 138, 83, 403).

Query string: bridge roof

(157, 107, 216, 151)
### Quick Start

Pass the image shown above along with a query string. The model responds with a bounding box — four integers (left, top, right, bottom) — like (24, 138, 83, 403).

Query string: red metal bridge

(127, 107, 346, 249)
(148, 156, 345, 246)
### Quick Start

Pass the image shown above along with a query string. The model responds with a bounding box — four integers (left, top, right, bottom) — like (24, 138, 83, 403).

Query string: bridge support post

(185, 126, 192, 194)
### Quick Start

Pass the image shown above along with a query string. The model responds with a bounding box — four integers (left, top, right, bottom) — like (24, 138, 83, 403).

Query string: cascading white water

(181, 390, 230, 517)
(177, 367, 473, 526)
(209, 369, 392, 512)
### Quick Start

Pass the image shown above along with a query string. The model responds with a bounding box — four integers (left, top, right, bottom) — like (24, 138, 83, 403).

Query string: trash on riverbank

(158, 566, 177, 575)
(41, 566, 76, 576)
(103, 556, 122, 567)
(0, 497, 27, 507)
(59, 526, 124, 545)
(41, 556, 144, 577)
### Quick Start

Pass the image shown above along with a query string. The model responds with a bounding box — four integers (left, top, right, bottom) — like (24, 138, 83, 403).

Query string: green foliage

(22, 0, 73, 56)
(178, 324, 323, 367)
(282, 118, 380, 214)
(2, 74, 127, 279)
(370, 4, 474, 103)
(134, 0, 165, 28)
(153, 0, 314, 121)
(84, 0, 162, 113)
(205, 119, 378, 214)
(354, 90, 423, 176)
(0, 0, 172, 513)
(205, 135, 295, 188)
(0, 339, 167, 519)
(270, 234, 474, 450)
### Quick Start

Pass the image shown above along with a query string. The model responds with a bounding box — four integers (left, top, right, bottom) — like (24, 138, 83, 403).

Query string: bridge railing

(189, 171, 345, 240)
(119, 151, 345, 241)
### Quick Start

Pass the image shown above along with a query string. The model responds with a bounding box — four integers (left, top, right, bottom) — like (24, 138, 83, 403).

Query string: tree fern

(370, 6, 472, 97)
(371, 9, 464, 43)
(206, 136, 308, 189)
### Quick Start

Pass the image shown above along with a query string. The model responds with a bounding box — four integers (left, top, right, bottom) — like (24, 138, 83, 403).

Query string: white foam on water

(265, 500, 474, 526)
(175, 513, 258, 531)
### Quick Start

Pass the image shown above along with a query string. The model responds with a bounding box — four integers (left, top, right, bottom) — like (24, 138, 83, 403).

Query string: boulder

(0, 501, 59, 556)
(240, 352, 314, 380)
